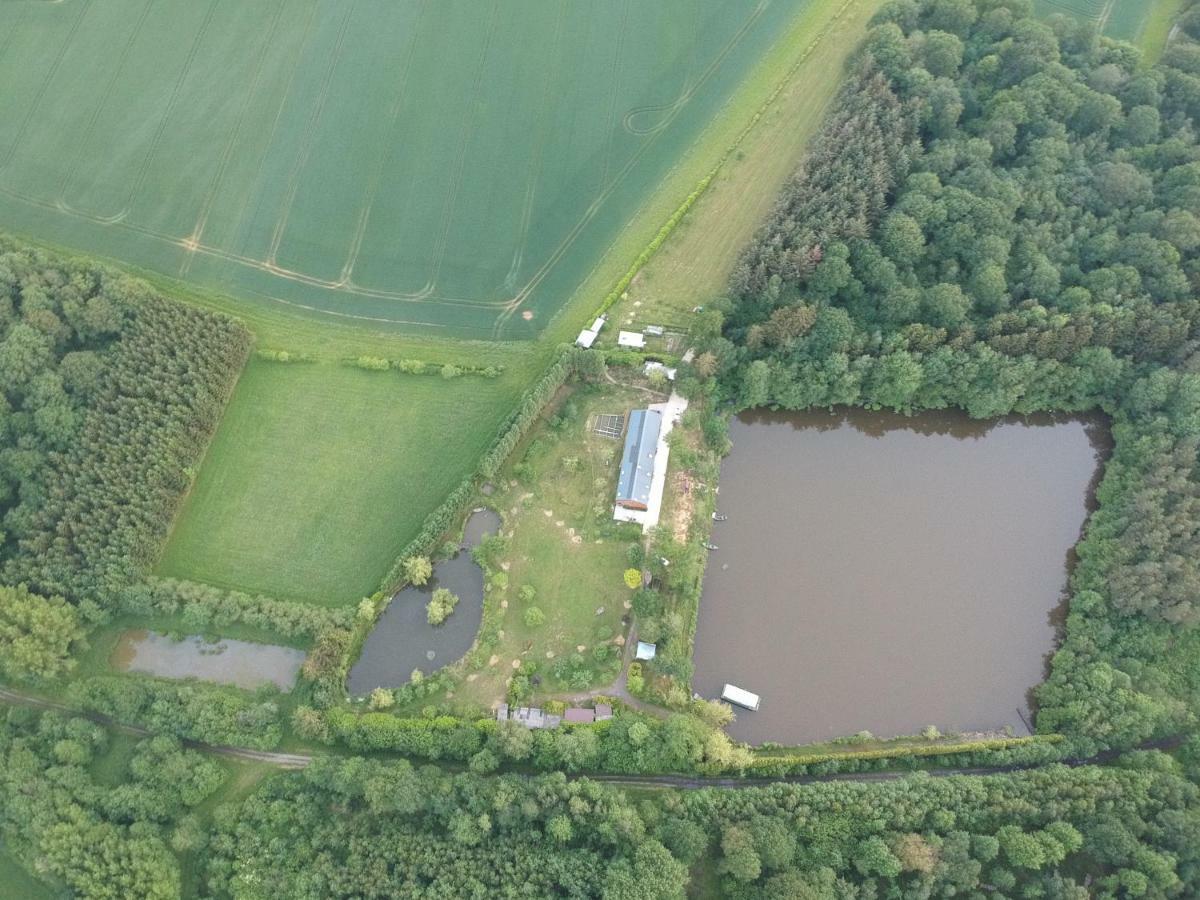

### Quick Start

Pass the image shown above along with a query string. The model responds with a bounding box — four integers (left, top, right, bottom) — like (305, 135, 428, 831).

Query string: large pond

(112, 631, 306, 691)
(348, 508, 501, 696)
(692, 408, 1109, 745)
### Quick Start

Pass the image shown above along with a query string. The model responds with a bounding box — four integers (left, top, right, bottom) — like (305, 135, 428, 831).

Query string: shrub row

(67, 675, 282, 750)
(746, 735, 1068, 777)
(117, 577, 353, 640)
(346, 356, 501, 378)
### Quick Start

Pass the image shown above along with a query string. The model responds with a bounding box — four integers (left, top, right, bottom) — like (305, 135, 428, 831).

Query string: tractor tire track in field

(502, 0, 567, 293)
(336, 0, 429, 288)
(491, 0, 772, 336)
(266, 1, 357, 269)
(598, 0, 632, 192)
(423, 0, 501, 297)
(181, 0, 290, 276)
(115, 0, 221, 224)
(0, 0, 93, 171)
(223, 0, 320, 265)
(56, 0, 156, 207)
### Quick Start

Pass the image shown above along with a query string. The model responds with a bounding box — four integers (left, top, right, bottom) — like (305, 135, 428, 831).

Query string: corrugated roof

(616, 409, 662, 508)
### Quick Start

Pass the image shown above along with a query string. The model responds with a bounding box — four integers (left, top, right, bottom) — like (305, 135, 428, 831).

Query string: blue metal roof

(616, 409, 662, 508)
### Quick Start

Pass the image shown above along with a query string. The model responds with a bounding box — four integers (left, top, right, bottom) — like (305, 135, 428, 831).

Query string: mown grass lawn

(157, 360, 525, 605)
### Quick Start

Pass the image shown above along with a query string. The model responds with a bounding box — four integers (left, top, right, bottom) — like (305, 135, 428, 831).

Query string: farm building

(615, 409, 662, 510)
(617, 330, 645, 349)
(564, 708, 595, 724)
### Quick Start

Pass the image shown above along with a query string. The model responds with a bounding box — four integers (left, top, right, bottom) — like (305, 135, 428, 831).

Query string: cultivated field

(157, 361, 526, 604)
(1034, 0, 1183, 57)
(0, 0, 816, 339)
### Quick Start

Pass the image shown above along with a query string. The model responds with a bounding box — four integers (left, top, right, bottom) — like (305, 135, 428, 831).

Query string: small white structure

(617, 330, 645, 349)
(722, 684, 761, 711)
(644, 325, 664, 337)
(576, 329, 598, 349)
(634, 641, 657, 661)
(590, 315, 607, 333)
(643, 361, 677, 381)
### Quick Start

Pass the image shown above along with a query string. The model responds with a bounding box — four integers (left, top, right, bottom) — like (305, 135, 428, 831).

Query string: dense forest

(8, 706, 1199, 899)
(0, 239, 250, 614)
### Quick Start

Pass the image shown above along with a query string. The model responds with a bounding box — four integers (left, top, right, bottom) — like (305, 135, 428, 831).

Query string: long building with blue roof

(615, 409, 662, 511)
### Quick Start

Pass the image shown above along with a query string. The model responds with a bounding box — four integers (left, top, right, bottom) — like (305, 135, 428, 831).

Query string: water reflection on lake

(692, 408, 1109, 745)
(112, 631, 305, 691)
(348, 508, 500, 695)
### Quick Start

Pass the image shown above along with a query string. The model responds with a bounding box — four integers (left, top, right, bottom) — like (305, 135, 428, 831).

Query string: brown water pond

(691, 407, 1110, 746)
(348, 508, 501, 696)
(112, 631, 306, 692)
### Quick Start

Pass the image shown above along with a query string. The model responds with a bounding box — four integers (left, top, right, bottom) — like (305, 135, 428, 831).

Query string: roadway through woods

(0, 685, 1178, 788)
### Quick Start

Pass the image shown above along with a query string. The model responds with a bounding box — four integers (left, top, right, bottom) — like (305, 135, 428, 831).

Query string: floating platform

(722, 683, 761, 711)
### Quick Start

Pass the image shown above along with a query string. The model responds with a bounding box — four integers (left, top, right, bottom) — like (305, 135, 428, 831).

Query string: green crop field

(0, 0, 817, 340)
(1034, 0, 1183, 56)
(157, 360, 527, 604)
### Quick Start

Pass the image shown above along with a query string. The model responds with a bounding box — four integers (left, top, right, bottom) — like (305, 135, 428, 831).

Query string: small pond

(691, 408, 1110, 745)
(348, 508, 501, 695)
(112, 631, 306, 691)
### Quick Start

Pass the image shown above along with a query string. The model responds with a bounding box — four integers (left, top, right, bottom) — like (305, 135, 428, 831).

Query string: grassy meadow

(0, 0, 819, 339)
(157, 360, 526, 604)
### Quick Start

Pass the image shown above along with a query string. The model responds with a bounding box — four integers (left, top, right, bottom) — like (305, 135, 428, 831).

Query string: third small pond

(348, 508, 501, 696)
(692, 407, 1110, 745)
(112, 631, 305, 692)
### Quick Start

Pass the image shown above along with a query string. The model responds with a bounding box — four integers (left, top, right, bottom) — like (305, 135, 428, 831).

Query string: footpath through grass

(158, 361, 526, 604)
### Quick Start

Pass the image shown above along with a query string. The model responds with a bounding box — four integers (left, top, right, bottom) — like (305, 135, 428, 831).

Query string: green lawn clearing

(0, 0, 823, 339)
(157, 360, 524, 604)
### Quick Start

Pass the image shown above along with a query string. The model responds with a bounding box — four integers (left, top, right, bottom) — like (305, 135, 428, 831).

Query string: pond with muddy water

(691, 408, 1109, 745)
(348, 508, 501, 695)
(112, 631, 306, 691)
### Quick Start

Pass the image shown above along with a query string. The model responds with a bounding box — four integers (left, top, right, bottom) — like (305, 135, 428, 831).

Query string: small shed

(496, 703, 509, 721)
(576, 329, 598, 349)
(634, 641, 657, 661)
(644, 325, 664, 337)
(590, 315, 607, 333)
(564, 707, 595, 724)
(595, 704, 614, 721)
(617, 330, 645, 349)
